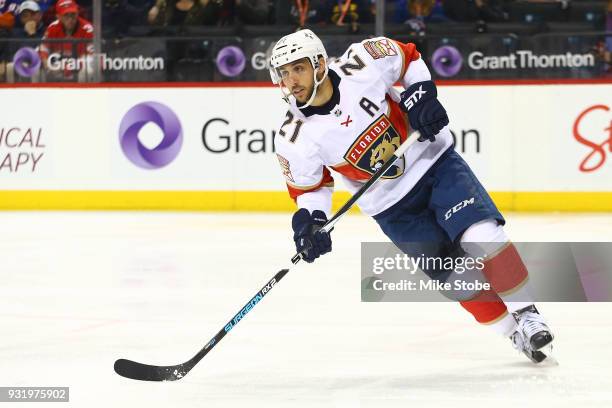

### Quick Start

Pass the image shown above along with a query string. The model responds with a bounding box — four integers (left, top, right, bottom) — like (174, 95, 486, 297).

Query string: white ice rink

(2, 211, 612, 407)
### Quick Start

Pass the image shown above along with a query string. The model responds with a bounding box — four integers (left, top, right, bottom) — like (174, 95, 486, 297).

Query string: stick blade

(114, 359, 189, 382)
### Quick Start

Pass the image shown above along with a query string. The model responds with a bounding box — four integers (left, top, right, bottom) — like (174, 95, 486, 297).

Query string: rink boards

(0, 81, 611, 211)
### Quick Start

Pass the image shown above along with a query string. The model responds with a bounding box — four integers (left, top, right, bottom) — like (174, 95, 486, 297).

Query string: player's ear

(317, 56, 326, 74)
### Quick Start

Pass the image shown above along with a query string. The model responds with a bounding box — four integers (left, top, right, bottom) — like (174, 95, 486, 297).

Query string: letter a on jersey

(343, 114, 405, 179)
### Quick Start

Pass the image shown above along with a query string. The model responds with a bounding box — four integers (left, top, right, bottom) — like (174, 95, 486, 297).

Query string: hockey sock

(459, 291, 516, 337)
(460, 219, 535, 313)
(481, 242, 533, 313)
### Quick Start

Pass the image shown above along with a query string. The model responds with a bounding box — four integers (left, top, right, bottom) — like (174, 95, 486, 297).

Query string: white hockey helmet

(269, 29, 329, 108)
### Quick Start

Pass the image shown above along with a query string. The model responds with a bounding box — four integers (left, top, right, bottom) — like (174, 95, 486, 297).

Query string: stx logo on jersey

(363, 39, 398, 60)
(344, 115, 405, 179)
(402, 85, 427, 111)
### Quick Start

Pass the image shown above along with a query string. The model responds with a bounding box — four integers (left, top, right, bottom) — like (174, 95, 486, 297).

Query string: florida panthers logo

(370, 133, 401, 171)
(344, 114, 405, 179)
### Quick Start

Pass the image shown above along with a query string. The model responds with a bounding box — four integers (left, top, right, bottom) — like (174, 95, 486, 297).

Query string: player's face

(60, 13, 78, 32)
(278, 59, 314, 104)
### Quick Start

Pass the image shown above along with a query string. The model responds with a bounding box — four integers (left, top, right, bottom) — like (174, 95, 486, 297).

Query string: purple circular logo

(119, 102, 183, 169)
(216, 46, 246, 77)
(13, 47, 41, 77)
(431, 46, 463, 78)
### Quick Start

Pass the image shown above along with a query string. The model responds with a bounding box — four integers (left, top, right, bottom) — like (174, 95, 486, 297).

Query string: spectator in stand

(147, 0, 222, 26)
(443, 0, 508, 22)
(394, 0, 449, 24)
(290, 0, 327, 27)
(103, 0, 154, 35)
(1, 1, 45, 82)
(0, 0, 16, 38)
(39, 0, 94, 80)
(0, 0, 17, 81)
(290, 0, 372, 32)
(35, 0, 58, 26)
(325, 0, 371, 25)
(235, 0, 268, 24)
(327, 0, 375, 32)
(14, 0, 45, 38)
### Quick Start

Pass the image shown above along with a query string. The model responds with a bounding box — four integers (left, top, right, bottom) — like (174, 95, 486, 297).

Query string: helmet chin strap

(298, 64, 328, 109)
(278, 63, 329, 109)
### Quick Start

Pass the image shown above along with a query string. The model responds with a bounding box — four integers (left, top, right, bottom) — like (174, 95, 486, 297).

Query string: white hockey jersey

(274, 37, 454, 217)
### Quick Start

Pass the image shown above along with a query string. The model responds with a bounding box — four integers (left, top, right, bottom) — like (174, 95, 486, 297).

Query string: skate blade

(540, 355, 559, 366)
(536, 344, 558, 366)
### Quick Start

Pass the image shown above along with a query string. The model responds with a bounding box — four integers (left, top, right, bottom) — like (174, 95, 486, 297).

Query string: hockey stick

(113, 132, 419, 381)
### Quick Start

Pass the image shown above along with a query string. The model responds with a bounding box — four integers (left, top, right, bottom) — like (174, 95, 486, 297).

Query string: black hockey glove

(400, 80, 449, 143)
(292, 208, 332, 263)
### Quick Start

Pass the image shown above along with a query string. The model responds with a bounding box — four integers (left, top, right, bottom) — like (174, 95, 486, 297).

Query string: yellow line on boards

(0, 191, 611, 212)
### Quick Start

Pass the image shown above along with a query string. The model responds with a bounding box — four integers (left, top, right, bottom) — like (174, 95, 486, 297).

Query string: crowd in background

(0, 0, 610, 37)
(100, 0, 611, 34)
(0, 0, 610, 81)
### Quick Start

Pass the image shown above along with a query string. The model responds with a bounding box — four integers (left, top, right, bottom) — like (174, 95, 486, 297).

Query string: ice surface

(1, 212, 611, 407)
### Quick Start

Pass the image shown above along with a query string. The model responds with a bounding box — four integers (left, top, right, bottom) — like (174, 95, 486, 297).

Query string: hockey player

(269, 29, 554, 363)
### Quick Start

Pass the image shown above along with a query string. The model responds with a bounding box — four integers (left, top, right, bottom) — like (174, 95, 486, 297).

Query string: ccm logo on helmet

(444, 197, 475, 220)
(402, 85, 427, 111)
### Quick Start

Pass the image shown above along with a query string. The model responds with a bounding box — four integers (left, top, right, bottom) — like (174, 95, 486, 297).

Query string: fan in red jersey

(39, 0, 93, 81)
